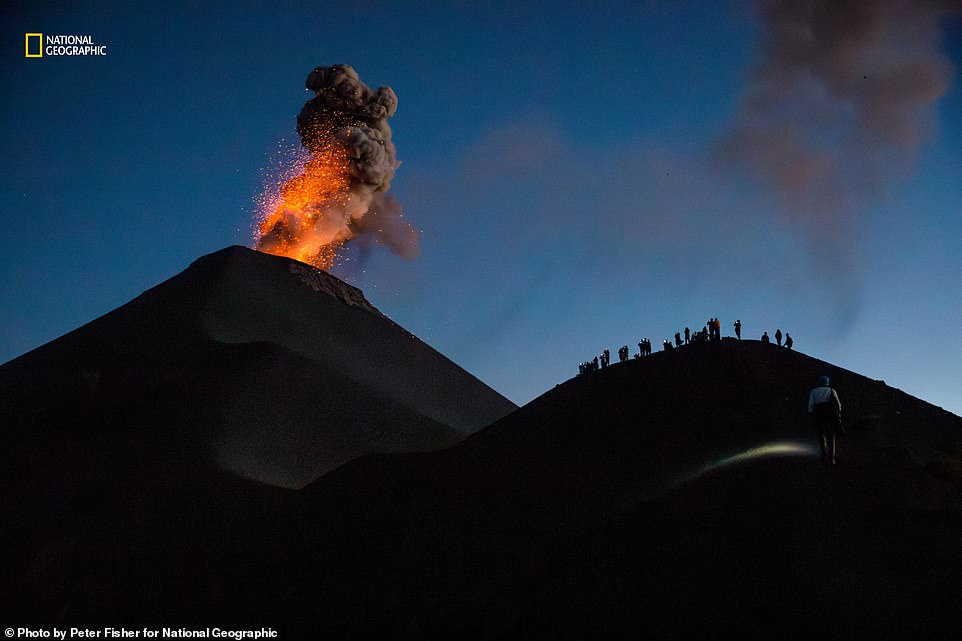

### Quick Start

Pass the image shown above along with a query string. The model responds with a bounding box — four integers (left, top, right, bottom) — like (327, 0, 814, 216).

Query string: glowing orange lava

(255, 124, 353, 270)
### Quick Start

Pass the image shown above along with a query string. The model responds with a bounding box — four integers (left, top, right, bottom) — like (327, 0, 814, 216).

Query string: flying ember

(254, 65, 419, 270)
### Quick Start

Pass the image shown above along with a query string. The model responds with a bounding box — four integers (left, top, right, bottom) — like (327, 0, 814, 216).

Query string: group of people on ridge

(579, 318, 799, 375)
(761, 327, 793, 349)
(576, 318, 847, 466)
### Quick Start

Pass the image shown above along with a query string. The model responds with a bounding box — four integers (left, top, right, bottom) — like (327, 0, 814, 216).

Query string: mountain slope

(0, 245, 516, 488)
(259, 339, 962, 639)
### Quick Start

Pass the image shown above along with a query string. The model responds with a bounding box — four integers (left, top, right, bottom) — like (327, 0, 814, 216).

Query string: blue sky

(2, 1, 961, 416)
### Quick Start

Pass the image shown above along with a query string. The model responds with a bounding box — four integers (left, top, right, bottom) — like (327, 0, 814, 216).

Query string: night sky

(3, 1, 961, 416)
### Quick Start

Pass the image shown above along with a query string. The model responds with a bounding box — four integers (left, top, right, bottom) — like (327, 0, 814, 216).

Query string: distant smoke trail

(255, 65, 419, 269)
(714, 0, 955, 287)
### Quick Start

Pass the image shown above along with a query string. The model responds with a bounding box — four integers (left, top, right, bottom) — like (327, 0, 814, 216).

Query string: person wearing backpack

(808, 375, 843, 465)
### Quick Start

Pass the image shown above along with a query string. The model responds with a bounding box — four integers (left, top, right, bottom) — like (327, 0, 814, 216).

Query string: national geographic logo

(25, 33, 108, 57)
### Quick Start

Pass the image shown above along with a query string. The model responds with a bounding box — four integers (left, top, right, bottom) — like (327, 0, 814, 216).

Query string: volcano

(2, 265, 960, 636)
(0, 245, 516, 488)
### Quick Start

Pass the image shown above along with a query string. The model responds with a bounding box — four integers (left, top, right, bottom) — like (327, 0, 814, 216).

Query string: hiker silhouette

(808, 375, 843, 465)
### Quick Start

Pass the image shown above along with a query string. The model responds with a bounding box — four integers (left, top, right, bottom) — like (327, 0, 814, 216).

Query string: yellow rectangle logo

(25, 33, 43, 57)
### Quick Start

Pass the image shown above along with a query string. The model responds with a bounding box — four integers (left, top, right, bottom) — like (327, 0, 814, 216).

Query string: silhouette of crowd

(762, 328, 793, 349)
(578, 317, 798, 374)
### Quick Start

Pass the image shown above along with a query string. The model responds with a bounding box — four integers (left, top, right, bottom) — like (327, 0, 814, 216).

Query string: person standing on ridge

(734, 319, 741, 339)
(684, 327, 690, 344)
(809, 375, 842, 465)
(785, 333, 793, 350)
(775, 328, 783, 346)
(761, 331, 770, 344)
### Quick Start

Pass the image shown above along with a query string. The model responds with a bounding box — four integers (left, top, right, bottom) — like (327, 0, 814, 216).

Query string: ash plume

(256, 65, 419, 269)
(714, 0, 955, 291)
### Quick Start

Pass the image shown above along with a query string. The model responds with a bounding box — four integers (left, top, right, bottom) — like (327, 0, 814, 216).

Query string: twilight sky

(2, 1, 961, 416)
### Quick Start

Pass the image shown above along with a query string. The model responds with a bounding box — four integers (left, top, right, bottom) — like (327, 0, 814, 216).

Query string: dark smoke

(348, 192, 420, 259)
(257, 64, 419, 264)
(714, 0, 955, 289)
(298, 64, 399, 190)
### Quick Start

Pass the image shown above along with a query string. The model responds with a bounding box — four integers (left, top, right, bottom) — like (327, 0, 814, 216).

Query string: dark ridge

(264, 339, 961, 639)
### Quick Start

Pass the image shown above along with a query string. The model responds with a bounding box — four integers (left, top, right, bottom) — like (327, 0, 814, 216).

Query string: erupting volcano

(254, 65, 419, 269)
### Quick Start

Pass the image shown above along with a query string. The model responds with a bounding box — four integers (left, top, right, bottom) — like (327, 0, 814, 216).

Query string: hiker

(785, 333, 793, 350)
(734, 319, 741, 339)
(619, 345, 629, 362)
(684, 327, 690, 344)
(675, 332, 682, 347)
(761, 331, 770, 344)
(592, 356, 599, 371)
(775, 329, 783, 346)
(808, 375, 843, 465)
(603, 349, 610, 368)
(713, 317, 721, 340)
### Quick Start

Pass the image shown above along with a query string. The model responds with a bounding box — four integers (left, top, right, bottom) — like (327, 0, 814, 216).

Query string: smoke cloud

(256, 65, 419, 269)
(714, 0, 955, 284)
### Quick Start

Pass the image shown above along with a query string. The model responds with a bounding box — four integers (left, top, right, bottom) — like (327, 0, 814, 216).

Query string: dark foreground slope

(0, 246, 516, 488)
(4, 338, 961, 638)
(257, 339, 962, 640)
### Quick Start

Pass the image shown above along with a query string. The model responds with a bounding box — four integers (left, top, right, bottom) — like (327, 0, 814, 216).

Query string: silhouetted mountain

(248, 339, 961, 640)
(0, 246, 516, 488)
(3, 302, 960, 637)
